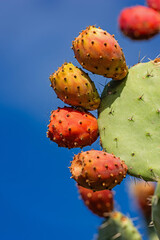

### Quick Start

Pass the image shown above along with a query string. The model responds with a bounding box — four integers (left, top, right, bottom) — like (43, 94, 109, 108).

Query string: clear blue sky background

(0, 0, 159, 239)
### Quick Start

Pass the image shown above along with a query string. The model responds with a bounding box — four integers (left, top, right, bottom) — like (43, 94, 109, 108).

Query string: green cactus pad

(97, 211, 142, 240)
(152, 182, 160, 239)
(98, 59, 160, 181)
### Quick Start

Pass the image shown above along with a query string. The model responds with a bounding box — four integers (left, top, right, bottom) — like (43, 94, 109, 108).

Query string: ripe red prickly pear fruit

(70, 150, 128, 191)
(72, 26, 128, 80)
(146, 0, 160, 12)
(49, 62, 100, 111)
(118, 5, 160, 40)
(47, 107, 98, 149)
(131, 181, 155, 220)
(77, 185, 114, 218)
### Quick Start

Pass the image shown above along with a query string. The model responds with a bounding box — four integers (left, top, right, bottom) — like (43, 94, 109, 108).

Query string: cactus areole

(98, 59, 160, 182)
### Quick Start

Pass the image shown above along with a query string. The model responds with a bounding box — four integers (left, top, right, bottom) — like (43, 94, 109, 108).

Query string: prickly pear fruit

(49, 62, 100, 111)
(146, 0, 160, 12)
(98, 59, 160, 181)
(72, 26, 128, 80)
(78, 185, 114, 218)
(47, 107, 98, 149)
(97, 211, 142, 240)
(118, 5, 160, 40)
(131, 181, 155, 220)
(70, 150, 128, 191)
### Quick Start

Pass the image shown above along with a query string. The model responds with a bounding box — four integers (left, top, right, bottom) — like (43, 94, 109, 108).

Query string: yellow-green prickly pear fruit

(49, 62, 100, 111)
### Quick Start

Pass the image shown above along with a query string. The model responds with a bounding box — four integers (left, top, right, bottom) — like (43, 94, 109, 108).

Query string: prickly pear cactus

(98, 58, 160, 181)
(97, 211, 142, 240)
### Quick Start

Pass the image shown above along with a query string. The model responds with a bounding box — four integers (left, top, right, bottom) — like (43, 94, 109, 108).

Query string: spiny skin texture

(131, 181, 155, 220)
(98, 59, 160, 181)
(98, 211, 142, 240)
(78, 185, 114, 218)
(49, 62, 100, 110)
(72, 26, 128, 80)
(118, 5, 160, 40)
(146, 0, 160, 12)
(47, 107, 98, 149)
(70, 150, 128, 191)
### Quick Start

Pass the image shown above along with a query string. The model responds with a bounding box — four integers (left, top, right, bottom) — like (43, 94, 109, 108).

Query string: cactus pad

(98, 59, 160, 181)
(97, 211, 142, 240)
(152, 182, 160, 238)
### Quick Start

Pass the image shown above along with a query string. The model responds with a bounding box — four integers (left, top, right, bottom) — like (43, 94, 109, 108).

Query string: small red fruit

(118, 5, 160, 40)
(47, 107, 98, 149)
(78, 185, 114, 218)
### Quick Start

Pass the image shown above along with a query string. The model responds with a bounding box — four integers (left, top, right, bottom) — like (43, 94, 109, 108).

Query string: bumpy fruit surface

(78, 185, 114, 217)
(146, 0, 160, 12)
(47, 107, 98, 149)
(49, 62, 100, 110)
(98, 211, 142, 240)
(98, 59, 160, 181)
(70, 150, 128, 191)
(72, 26, 128, 80)
(118, 5, 160, 40)
(131, 181, 155, 220)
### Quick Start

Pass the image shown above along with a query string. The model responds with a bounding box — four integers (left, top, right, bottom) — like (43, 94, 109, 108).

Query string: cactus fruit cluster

(47, 8, 160, 237)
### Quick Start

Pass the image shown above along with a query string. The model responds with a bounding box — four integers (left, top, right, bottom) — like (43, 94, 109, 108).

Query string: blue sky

(0, 0, 159, 239)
